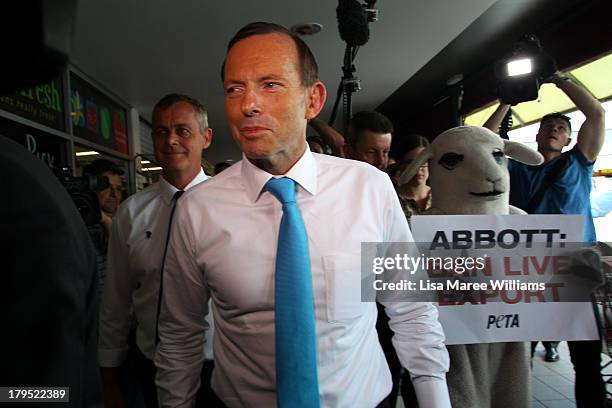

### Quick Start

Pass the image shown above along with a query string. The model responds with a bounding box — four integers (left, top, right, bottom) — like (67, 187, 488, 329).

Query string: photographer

(485, 70, 606, 408)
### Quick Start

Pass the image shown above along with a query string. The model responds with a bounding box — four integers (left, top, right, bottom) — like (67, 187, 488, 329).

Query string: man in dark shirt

(486, 71, 605, 408)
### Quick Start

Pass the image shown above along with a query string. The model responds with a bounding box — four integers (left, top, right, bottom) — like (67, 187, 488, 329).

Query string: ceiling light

(142, 166, 162, 171)
(76, 151, 100, 156)
(291, 22, 323, 36)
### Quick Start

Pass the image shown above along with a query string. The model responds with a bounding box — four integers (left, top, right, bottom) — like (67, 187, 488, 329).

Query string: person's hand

(543, 71, 569, 86)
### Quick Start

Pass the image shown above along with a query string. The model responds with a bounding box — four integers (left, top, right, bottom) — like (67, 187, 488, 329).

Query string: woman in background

(388, 135, 431, 224)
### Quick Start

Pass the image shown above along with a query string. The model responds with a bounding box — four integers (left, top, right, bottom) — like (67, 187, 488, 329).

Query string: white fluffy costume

(400, 126, 543, 408)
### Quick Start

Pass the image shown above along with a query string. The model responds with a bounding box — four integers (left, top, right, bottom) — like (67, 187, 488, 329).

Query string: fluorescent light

(142, 166, 163, 171)
(507, 58, 532, 77)
(141, 160, 151, 164)
(76, 151, 100, 156)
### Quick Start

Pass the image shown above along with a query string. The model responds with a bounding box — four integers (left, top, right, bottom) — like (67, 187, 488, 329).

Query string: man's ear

(566, 137, 572, 146)
(305, 81, 326, 120)
(202, 127, 213, 150)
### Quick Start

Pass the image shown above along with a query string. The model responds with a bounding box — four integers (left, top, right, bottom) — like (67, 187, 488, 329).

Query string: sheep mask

(399, 126, 543, 215)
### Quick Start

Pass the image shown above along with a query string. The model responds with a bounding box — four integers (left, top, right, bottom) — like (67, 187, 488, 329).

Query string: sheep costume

(400, 126, 544, 408)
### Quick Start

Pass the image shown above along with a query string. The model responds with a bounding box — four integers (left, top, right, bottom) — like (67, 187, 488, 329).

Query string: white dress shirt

(156, 150, 450, 407)
(98, 169, 213, 366)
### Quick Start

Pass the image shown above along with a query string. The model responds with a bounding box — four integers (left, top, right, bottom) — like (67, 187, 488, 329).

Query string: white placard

(411, 214, 599, 345)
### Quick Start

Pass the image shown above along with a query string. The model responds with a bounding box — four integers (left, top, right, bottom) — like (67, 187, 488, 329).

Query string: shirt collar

(241, 146, 318, 203)
(159, 168, 208, 205)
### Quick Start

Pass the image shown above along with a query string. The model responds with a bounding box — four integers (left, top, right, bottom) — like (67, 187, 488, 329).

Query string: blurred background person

(344, 110, 393, 171)
(394, 135, 432, 223)
(83, 158, 125, 235)
(83, 158, 125, 294)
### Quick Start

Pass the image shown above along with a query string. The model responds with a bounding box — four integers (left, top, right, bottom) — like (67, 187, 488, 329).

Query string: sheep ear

(503, 139, 544, 165)
(399, 146, 434, 184)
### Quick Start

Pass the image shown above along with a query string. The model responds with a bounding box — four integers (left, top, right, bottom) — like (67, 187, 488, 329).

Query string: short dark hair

(347, 111, 394, 147)
(540, 112, 572, 133)
(395, 134, 429, 160)
(83, 158, 124, 177)
(222, 22, 319, 88)
(153, 93, 209, 130)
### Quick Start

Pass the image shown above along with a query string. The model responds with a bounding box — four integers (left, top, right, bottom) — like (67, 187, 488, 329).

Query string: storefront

(0, 67, 137, 196)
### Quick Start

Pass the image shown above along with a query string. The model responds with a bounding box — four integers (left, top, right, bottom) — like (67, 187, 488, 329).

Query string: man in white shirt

(156, 23, 450, 408)
(98, 94, 213, 407)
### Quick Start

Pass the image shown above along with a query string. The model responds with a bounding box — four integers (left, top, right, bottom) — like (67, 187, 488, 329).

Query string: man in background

(344, 110, 393, 170)
(99, 94, 216, 407)
(308, 111, 393, 167)
(84, 158, 125, 235)
(486, 71, 605, 408)
(83, 158, 125, 293)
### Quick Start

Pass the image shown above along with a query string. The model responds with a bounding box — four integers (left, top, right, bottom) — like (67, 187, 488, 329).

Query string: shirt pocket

(322, 253, 366, 323)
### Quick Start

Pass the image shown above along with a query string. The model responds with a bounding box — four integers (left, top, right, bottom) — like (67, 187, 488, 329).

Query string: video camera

(495, 34, 558, 105)
(55, 168, 109, 226)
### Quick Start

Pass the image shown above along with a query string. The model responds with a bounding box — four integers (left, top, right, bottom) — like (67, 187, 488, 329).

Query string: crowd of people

(75, 21, 605, 408)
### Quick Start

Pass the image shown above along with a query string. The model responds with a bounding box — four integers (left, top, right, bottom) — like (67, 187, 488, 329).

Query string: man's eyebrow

(224, 75, 285, 84)
(223, 78, 245, 86)
(259, 75, 284, 81)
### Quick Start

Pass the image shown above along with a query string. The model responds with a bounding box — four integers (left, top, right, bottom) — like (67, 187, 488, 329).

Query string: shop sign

(0, 77, 65, 131)
(70, 73, 129, 155)
(0, 117, 68, 169)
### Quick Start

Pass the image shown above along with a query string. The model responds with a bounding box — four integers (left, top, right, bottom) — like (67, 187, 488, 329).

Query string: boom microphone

(336, 0, 369, 46)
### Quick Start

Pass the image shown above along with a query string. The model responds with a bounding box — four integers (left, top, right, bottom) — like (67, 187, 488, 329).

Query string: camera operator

(485, 70, 606, 408)
(83, 159, 125, 235)
(82, 158, 125, 293)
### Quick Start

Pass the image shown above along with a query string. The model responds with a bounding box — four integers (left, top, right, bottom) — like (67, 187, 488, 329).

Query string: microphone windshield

(336, 0, 369, 46)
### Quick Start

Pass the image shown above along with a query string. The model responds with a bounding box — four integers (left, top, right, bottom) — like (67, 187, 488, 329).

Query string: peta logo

(487, 314, 519, 329)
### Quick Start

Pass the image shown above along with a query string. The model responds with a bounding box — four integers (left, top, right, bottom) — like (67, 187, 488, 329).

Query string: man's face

(98, 171, 123, 215)
(347, 130, 392, 170)
(536, 117, 571, 153)
(152, 101, 212, 178)
(223, 33, 325, 171)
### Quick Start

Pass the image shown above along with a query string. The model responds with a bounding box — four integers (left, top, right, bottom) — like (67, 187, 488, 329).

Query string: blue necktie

(265, 177, 320, 408)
